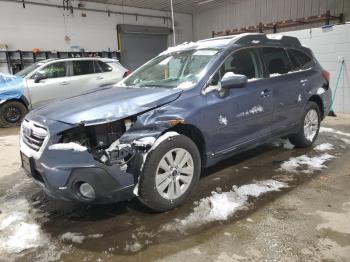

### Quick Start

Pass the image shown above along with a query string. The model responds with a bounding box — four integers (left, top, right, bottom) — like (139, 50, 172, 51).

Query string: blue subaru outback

(20, 34, 331, 212)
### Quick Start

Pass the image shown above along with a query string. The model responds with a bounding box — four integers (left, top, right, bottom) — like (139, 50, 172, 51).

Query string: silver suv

(0, 58, 129, 127)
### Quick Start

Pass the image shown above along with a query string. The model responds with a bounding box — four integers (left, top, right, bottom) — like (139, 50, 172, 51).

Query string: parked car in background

(20, 34, 331, 212)
(0, 58, 129, 127)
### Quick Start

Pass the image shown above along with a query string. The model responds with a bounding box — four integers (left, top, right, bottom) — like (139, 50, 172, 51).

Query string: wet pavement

(0, 115, 350, 262)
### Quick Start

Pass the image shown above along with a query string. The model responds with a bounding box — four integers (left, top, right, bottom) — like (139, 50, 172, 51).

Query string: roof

(38, 57, 119, 64)
(160, 33, 302, 55)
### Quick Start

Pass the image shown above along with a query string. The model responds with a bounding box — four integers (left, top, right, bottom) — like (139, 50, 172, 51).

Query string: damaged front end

(56, 114, 174, 170)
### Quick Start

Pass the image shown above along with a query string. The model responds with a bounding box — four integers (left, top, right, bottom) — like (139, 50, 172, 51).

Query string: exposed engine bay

(58, 118, 142, 166)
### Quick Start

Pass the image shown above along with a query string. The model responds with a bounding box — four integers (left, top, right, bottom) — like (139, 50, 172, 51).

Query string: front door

(202, 48, 273, 156)
(26, 61, 70, 108)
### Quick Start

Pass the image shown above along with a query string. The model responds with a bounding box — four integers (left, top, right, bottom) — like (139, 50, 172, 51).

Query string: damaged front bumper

(21, 146, 137, 204)
(19, 113, 172, 204)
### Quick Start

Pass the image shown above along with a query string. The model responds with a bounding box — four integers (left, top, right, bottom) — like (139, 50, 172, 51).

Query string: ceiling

(80, 0, 232, 14)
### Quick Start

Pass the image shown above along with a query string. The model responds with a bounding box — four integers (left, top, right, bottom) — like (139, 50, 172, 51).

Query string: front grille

(21, 119, 48, 152)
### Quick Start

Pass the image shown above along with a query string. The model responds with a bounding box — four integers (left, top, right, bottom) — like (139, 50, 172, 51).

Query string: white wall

(283, 24, 350, 114)
(193, 0, 350, 40)
(0, 0, 193, 51)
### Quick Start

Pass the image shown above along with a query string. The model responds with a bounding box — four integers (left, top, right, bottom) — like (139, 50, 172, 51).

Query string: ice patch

(317, 87, 325, 95)
(237, 105, 264, 117)
(219, 115, 228, 126)
(48, 142, 87, 152)
(176, 81, 195, 90)
(279, 153, 335, 173)
(272, 138, 295, 149)
(124, 241, 143, 252)
(270, 73, 282, 77)
(202, 83, 221, 95)
(340, 138, 350, 145)
(0, 198, 54, 256)
(298, 94, 302, 102)
(320, 127, 350, 137)
(161, 180, 287, 231)
(60, 232, 103, 244)
(314, 143, 334, 151)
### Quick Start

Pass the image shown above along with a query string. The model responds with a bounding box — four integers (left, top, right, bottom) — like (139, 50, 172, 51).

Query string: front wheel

(138, 134, 201, 212)
(289, 101, 321, 147)
(0, 101, 28, 127)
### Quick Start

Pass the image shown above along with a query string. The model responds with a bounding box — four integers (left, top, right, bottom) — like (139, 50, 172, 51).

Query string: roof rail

(234, 33, 301, 47)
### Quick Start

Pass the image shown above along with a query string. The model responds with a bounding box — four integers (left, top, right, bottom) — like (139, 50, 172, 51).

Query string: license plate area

(21, 152, 32, 174)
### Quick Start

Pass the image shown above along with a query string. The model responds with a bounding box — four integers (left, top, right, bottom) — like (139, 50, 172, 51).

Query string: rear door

(68, 60, 101, 95)
(261, 47, 304, 134)
(26, 61, 70, 108)
(203, 48, 273, 156)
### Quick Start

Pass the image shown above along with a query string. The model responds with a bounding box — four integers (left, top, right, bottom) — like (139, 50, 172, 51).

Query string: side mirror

(221, 72, 247, 89)
(34, 72, 46, 83)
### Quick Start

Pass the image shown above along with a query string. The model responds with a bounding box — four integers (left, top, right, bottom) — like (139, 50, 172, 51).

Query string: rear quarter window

(287, 49, 314, 71)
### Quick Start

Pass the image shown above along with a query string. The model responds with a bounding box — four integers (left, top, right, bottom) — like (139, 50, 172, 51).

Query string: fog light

(79, 182, 95, 199)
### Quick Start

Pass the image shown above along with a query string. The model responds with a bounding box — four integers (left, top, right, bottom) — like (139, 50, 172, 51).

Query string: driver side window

(209, 48, 262, 88)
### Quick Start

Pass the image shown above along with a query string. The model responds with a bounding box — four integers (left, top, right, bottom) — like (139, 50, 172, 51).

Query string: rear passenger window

(288, 49, 314, 71)
(96, 61, 113, 73)
(73, 61, 95, 76)
(262, 47, 292, 76)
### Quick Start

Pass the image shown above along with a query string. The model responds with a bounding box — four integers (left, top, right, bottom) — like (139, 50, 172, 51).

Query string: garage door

(117, 25, 171, 70)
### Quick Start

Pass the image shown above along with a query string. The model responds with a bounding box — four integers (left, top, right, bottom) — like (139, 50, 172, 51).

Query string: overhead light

(197, 0, 215, 5)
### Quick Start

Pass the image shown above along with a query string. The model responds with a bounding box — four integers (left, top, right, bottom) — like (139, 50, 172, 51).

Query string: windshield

(121, 49, 220, 89)
(15, 62, 43, 78)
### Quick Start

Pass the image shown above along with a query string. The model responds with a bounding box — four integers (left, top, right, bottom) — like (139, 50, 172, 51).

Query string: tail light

(322, 70, 330, 82)
(123, 70, 132, 78)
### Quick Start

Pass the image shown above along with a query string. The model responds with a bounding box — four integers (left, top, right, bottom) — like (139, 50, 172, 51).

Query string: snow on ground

(272, 138, 295, 149)
(314, 143, 334, 152)
(279, 153, 335, 173)
(48, 142, 87, 152)
(340, 138, 350, 145)
(320, 127, 350, 137)
(161, 180, 287, 232)
(124, 241, 143, 252)
(60, 232, 103, 244)
(0, 197, 54, 257)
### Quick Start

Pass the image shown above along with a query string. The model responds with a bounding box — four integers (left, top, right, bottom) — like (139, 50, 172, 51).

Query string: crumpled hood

(31, 85, 182, 125)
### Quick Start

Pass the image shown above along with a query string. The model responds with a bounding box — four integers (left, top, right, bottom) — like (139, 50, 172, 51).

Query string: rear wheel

(289, 101, 320, 147)
(0, 101, 28, 127)
(138, 134, 201, 212)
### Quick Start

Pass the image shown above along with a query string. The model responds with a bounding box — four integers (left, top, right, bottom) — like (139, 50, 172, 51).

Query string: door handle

(60, 81, 69, 85)
(260, 89, 271, 98)
(96, 76, 104, 80)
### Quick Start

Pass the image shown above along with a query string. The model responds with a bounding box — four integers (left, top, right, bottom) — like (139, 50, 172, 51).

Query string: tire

(289, 101, 321, 148)
(138, 134, 201, 212)
(0, 101, 28, 127)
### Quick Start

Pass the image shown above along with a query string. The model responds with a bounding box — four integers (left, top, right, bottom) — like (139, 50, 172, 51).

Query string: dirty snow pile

(162, 180, 287, 232)
(272, 138, 295, 149)
(0, 198, 51, 255)
(314, 143, 334, 152)
(48, 142, 87, 152)
(279, 153, 335, 173)
(60, 232, 103, 244)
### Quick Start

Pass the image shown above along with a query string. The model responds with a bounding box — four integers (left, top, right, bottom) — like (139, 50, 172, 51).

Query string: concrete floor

(0, 114, 350, 262)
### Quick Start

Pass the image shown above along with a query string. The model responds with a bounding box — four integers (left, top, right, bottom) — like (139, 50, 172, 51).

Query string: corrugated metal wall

(194, 0, 350, 40)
